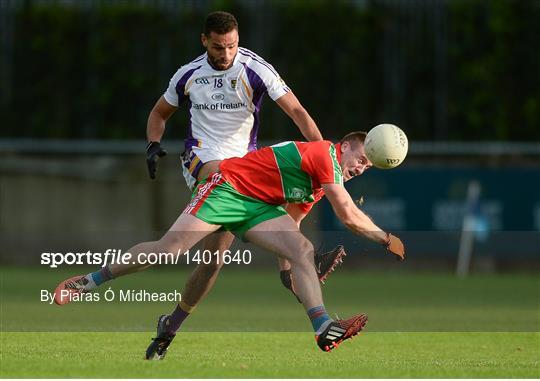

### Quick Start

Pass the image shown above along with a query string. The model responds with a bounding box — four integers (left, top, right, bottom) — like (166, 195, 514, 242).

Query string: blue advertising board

(319, 166, 540, 258)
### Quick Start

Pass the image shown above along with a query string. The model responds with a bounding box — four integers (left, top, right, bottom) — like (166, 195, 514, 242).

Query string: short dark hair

(204, 11, 239, 36)
(340, 131, 367, 147)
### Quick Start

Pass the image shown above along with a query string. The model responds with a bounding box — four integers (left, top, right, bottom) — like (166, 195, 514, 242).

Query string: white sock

(82, 274, 97, 291)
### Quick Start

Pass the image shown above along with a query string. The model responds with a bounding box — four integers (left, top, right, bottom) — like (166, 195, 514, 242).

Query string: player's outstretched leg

(316, 245, 347, 283)
(177, 231, 235, 317)
(145, 231, 235, 360)
(280, 245, 347, 300)
(53, 213, 220, 305)
(245, 215, 367, 352)
(315, 313, 368, 352)
(145, 314, 176, 360)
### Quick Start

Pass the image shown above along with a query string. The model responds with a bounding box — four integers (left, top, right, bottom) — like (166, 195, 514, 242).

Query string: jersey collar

(334, 142, 342, 163)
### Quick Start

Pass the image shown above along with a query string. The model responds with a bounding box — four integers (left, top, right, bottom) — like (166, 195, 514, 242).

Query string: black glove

(146, 141, 167, 179)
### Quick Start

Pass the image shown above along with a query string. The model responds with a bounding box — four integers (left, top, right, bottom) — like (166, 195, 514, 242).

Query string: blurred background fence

(1, 0, 539, 271)
(1, 0, 539, 141)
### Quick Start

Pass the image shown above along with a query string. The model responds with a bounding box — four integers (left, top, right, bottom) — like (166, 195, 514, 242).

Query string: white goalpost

(456, 180, 482, 278)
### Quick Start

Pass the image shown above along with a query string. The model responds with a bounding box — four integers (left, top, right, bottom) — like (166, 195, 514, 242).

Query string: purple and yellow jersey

(164, 48, 290, 167)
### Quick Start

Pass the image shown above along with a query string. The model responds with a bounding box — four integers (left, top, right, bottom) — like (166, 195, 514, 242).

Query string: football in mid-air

(364, 124, 408, 169)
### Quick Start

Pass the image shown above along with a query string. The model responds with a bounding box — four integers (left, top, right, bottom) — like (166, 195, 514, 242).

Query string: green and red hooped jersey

(219, 140, 343, 211)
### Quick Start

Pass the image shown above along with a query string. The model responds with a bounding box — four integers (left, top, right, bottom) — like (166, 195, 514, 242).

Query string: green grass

(1, 267, 539, 332)
(1, 267, 539, 377)
(1, 332, 538, 378)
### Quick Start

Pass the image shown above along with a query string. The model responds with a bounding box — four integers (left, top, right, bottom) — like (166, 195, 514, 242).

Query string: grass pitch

(1, 267, 539, 378)
(1, 332, 538, 378)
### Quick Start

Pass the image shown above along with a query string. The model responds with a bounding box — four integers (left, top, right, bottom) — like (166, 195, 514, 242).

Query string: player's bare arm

(145, 96, 177, 179)
(146, 96, 177, 142)
(322, 183, 405, 260)
(275, 91, 323, 142)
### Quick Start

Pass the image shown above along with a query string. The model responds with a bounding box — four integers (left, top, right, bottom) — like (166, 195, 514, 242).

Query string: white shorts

(181, 147, 247, 190)
(181, 149, 205, 190)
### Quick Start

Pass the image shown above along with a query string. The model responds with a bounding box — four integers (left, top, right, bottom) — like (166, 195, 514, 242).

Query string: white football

(364, 124, 408, 169)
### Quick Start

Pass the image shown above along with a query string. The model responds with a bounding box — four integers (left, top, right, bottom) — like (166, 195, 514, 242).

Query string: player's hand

(385, 233, 405, 261)
(146, 141, 167, 180)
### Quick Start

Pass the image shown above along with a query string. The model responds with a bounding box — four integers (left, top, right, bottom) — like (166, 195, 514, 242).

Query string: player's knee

(157, 233, 188, 255)
(294, 239, 315, 264)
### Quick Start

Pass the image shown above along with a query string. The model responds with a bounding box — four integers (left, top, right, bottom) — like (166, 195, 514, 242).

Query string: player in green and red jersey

(54, 131, 405, 356)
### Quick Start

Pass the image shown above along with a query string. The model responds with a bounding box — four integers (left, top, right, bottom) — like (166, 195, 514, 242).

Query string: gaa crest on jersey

(230, 79, 237, 89)
(288, 187, 307, 202)
(195, 77, 210, 85)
